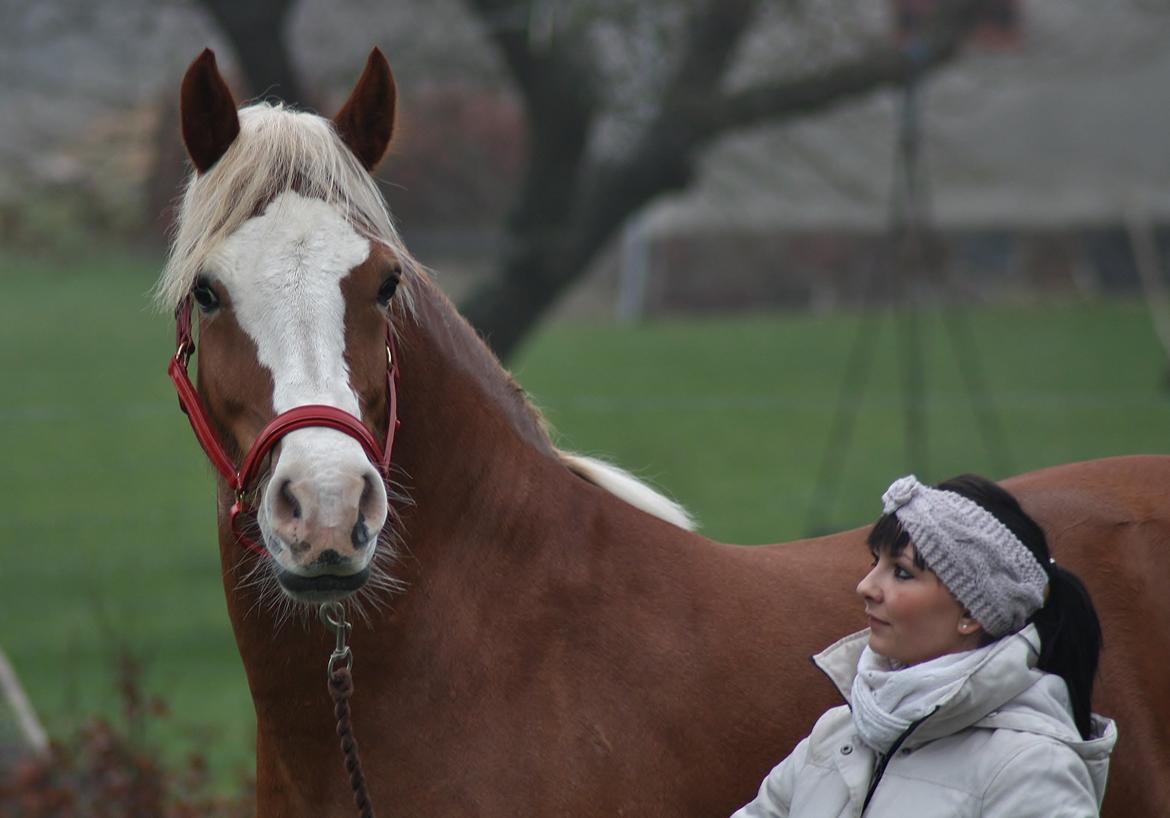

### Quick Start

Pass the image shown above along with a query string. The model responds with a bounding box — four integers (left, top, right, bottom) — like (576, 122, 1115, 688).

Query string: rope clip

(319, 601, 353, 680)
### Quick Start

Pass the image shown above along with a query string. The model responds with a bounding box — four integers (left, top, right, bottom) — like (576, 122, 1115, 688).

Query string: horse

(161, 48, 1169, 817)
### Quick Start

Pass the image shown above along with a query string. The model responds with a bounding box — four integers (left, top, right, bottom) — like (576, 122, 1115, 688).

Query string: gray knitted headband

(880, 475, 1049, 637)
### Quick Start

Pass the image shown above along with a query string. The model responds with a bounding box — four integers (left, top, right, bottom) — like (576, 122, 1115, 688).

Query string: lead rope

(320, 602, 377, 818)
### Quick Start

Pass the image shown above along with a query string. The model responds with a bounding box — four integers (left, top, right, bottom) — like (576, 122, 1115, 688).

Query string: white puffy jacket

(732, 625, 1116, 818)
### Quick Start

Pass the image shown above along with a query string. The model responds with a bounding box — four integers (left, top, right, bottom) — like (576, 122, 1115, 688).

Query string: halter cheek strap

(168, 295, 401, 556)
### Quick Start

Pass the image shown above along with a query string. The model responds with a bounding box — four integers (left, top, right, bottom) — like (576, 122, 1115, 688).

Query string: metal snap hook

(320, 602, 354, 680)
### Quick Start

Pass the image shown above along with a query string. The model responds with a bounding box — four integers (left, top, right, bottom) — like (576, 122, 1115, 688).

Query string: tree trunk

(461, 126, 697, 360)
(461, 0, 986, 362)
(196, 0, 308, 106)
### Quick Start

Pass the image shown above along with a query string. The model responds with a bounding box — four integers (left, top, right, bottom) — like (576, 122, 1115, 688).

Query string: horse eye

(377, 271, 400, 307)
(192, 277, 220, 312)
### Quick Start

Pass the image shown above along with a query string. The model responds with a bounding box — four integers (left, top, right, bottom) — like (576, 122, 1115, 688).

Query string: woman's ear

(957, 614, 983, 636)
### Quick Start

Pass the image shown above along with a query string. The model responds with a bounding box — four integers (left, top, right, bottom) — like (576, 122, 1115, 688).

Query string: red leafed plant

(0, 649, 253, 818)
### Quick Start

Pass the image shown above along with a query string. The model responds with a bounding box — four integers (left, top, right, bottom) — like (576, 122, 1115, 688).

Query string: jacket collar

(812, 625, 1117, 804)
(812, 625, 1048, 746)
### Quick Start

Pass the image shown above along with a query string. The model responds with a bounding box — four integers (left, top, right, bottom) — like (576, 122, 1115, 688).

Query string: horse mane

(559, 452, 697, 531)
(412, 276, 696, 531)
(155, 102, 420, 313)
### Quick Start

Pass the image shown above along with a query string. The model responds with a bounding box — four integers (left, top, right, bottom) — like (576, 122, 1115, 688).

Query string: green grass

(515, 300, 1170, 542)
(2, 252, 1169, 786)
(1, 254, 251, 784)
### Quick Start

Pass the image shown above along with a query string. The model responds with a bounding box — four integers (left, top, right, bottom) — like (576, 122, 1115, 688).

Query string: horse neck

(390, 275, 559, 529)
(210, 280, 818, 812)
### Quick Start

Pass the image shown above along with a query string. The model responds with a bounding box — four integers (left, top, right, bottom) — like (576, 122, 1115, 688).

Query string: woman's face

(856, 544, 982, 665)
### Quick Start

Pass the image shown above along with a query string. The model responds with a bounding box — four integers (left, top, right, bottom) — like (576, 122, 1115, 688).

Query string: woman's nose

(857, 565, 880, 600)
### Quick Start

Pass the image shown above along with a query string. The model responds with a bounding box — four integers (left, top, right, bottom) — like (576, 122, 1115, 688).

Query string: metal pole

(0, 645, 49, 759)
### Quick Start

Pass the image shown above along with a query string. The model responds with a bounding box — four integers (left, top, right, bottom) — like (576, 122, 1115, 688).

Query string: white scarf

(850, 643, 994, 753)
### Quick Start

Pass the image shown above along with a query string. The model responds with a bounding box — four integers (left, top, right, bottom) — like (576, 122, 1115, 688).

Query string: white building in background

(605, 1, 1170, 316)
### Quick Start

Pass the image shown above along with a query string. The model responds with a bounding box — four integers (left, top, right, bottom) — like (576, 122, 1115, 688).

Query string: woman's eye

(894, 566, 914, 580)
(377, 270, 401, 307)
(192, 277, 220, 312)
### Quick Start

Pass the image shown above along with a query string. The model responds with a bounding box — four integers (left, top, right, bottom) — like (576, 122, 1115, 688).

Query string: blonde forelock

(156, 102, 419, 315)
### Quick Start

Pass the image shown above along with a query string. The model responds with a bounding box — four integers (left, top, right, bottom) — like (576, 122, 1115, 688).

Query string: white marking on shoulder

(559, 452, 696, 531)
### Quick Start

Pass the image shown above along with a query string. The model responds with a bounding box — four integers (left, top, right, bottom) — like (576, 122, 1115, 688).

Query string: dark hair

(867, 473, 1102, 739)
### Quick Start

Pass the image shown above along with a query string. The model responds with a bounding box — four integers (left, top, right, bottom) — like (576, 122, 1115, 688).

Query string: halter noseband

(168, 294, 400, 556)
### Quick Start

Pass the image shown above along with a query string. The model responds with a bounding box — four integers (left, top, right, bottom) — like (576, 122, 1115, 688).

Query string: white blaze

(207, 191, 385, 562)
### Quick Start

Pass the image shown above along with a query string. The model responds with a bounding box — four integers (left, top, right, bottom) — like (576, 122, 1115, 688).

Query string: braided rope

(329, 666, 376, 818)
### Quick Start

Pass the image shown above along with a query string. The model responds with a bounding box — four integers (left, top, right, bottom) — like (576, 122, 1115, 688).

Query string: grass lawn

(2, 251, 1169, 786)
(516, 295, 1170, 541)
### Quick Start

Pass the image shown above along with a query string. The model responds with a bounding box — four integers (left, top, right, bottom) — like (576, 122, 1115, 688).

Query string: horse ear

(334, 48, 397, 171)
(180, 49, 240, 173)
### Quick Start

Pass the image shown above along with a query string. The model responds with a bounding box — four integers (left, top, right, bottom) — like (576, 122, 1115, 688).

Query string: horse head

(163, 49, 411, 608)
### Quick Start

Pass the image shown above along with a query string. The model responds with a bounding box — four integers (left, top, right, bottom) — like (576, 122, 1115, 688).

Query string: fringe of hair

(156, 103, 419, 314)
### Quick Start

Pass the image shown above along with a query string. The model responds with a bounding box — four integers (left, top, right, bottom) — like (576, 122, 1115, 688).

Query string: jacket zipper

(860, 709, 936, 815)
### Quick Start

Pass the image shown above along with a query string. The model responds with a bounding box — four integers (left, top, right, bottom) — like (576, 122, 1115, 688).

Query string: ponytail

(935, 474, 1103, 740)
(1032, 563, 1102, 739)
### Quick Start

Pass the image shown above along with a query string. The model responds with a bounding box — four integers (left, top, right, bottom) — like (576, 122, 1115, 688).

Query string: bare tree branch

(458, 0, 988, 359)
(662, 0, 756, 112)
(463, 0, 600, 119)
(698, 0, 986, 139)
(461, 0, 760, 356)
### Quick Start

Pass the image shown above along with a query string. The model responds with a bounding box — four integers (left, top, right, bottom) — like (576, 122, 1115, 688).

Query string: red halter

(167, 295, 401, 556)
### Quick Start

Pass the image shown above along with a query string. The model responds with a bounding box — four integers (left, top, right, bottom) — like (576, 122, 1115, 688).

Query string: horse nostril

(280, 480, 301, 520)
(352, 515, 371, 550)
(358, 471, 387, 527)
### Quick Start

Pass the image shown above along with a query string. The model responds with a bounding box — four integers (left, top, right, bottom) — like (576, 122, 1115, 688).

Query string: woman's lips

(867, 614, 890, 627)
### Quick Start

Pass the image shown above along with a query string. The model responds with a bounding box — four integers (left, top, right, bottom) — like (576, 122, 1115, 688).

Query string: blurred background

(3, 0, 1170, 810)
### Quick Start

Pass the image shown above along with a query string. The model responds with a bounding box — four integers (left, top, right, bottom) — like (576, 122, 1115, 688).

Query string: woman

(733, 474, 1116, 818)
